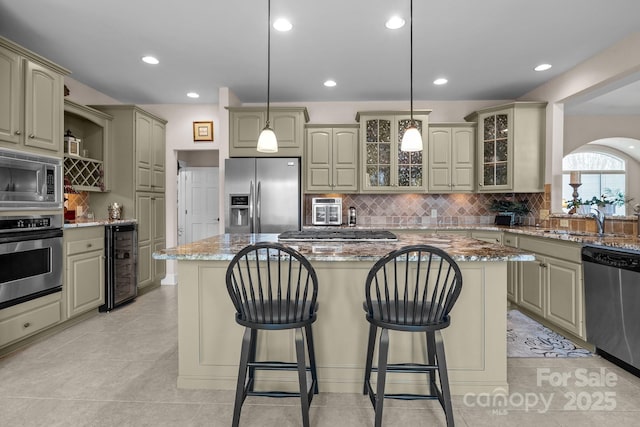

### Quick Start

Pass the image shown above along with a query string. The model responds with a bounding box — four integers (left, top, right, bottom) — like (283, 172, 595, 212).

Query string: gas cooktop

(278, 229, 398, 242)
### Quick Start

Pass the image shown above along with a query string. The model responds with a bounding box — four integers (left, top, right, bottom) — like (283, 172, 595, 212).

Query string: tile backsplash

(304, 193, 545, 227)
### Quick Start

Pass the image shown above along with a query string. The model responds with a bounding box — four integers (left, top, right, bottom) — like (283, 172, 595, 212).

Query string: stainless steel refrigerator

(224, 158, 301, 233)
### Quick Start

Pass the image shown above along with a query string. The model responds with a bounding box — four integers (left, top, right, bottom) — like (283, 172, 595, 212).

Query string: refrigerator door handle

(249, 180, 255, 233)
(256, 181, 262, 233)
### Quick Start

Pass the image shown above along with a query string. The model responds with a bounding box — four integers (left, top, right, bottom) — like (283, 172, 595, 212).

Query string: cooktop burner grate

(278, 229, 397, 242)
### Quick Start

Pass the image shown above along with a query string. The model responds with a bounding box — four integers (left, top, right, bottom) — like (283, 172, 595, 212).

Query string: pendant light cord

(266, 0, 271, 127)
(410, 0, 414, 124)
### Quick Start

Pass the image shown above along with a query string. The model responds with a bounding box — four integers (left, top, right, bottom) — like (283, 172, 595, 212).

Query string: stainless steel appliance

(224, 158, 301, 234)
(0, 214, 63, 309)
(348, 206, 357, 227)
(0, 148, 62, 210)
(312, 197, 342, 226)
(101, 223, 138, 311)
(582, 245, 640, 374)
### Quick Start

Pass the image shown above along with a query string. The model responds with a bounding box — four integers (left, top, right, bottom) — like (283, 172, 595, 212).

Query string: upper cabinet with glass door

(356, 111, 430, 193)
(465, 102, 546, 193)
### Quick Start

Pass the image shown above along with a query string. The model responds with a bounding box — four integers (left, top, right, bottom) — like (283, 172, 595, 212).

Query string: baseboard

(161, 274, 177, 286)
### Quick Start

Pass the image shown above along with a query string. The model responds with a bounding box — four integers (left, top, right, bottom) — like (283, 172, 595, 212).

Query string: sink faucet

(590, 208, 605, 235)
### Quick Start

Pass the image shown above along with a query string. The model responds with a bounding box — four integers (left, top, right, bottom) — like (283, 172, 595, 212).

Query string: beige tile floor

(1, 285, 640, 426)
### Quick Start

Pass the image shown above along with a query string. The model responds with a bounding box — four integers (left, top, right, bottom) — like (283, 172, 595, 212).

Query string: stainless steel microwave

(0, 149, 62, 210)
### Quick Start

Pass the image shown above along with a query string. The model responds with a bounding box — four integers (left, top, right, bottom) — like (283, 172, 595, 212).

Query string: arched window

(562, 151, 626, 215)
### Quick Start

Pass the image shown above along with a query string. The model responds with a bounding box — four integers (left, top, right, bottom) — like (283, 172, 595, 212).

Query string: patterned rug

(507, 310, 592, 358)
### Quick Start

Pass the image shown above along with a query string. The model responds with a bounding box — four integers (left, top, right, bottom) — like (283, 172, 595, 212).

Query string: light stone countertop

(315, 224, 640, 251)
(63, 218, 137, 229)
(154, 232, 535, 263)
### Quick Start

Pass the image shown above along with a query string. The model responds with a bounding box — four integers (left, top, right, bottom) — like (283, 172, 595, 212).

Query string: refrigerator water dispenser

(229, 195, 249, 227)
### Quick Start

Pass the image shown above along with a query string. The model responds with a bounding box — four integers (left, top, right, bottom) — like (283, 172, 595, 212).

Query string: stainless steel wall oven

(0, 214, 63, 309)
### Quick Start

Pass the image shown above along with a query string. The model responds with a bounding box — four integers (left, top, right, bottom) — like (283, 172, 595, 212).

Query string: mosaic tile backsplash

(304, 193, 546, 227)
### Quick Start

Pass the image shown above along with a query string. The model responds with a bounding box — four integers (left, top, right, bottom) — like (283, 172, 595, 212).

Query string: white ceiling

(2, 0, 640, 113)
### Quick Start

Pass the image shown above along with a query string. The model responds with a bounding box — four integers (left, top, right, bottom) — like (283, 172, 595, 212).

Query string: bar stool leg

(363, 323, 377, 395)
(295, 328, 310, 427)
(232, 327, 252, 427)
(434, 330, 454, 427)
(426, 331, 437, 396)
(374, 328, 389, 427)
(305, 324, 319, 394)
(247, 328, 258, 392)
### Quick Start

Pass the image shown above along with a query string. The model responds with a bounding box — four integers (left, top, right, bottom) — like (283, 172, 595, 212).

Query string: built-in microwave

(0, 148, 62, 210)
(312, 197, 342, 225)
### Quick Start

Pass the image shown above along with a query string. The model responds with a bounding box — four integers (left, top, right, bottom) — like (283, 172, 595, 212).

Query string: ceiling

(1, 0, 640, 113)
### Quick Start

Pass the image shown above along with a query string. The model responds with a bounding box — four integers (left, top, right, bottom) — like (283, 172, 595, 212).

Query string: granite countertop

(63, 218, 137, 229)
(154, 232, 535, 263)
(311, 224, 640, 251)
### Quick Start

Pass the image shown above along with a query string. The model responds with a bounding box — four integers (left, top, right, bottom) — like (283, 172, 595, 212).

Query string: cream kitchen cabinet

(464, 102, 546, 193)
(0, 37, 69, 156)
(0, 292, 61, 350)
(134, 111, 166, 192)
(63, 226, 105, 318)
(515, 235, 585, 339)
(89, 105, 167, 291)
(136, 192, 165, 290)
(228, 106, 309, 157)
(356, 110, 430, 193)
(305, 125, 359, 193)
(503, 233, 519, 303)
(427, 123, 475, 193)
(63, 100, 112, 192)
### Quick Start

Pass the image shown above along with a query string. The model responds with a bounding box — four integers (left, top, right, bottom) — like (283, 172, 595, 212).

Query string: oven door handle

(0, 228, 63, 244)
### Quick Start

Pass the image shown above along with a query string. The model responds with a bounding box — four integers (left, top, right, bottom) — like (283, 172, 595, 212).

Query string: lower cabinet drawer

(0, 297, 61, 347)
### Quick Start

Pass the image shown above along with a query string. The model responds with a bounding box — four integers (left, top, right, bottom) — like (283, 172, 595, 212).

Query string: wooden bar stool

(363, 245, 463, 427)
(225, 242, 319, 427)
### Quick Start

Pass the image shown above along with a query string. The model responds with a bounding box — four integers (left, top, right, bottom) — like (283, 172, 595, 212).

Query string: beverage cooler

(101, 223, 137, 312)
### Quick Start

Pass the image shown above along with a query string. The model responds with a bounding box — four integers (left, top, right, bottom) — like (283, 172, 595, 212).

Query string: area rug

(507, 310, 592, 358)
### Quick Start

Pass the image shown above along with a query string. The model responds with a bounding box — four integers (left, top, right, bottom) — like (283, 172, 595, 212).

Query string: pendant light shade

(257, 126, 278, 153)
(257, 0, 278, 153)
(401, 125, 422, 152)
(400, 0, 423, 152)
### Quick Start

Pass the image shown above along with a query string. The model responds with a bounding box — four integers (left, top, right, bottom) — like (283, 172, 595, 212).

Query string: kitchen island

(155, 232, 534, 395)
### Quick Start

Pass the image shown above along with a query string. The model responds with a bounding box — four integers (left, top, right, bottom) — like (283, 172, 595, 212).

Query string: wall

(520, 32, 640, 212)
(305, 193, 545, 227)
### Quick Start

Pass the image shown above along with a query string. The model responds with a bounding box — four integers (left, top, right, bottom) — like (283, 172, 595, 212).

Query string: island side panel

(176, 259, 508, 395)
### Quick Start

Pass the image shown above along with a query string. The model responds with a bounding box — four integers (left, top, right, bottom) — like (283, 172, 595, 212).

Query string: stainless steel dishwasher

(582, 245, 640, 374)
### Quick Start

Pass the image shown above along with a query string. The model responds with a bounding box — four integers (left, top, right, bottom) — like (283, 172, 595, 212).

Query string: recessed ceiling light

(433, 78, 448, 85)
(385, 16, 405, 30)
(187, 92, 200, 99)
(273, 18, 292, 32)
(141, 56, 159, 65)
(324, 80, 337, 87)
(629, 145, 635, 149)
(534, 63, 552, 71)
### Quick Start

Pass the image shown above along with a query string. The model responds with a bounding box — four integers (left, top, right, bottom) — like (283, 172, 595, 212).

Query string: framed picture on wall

(193, 121, 214, 142)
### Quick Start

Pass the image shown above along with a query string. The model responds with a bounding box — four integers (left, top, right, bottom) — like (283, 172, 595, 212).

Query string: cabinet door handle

(23, 322, 31, 328)
(539, 262, 547, 268)
(87, 243, 92, 248)
(29, 134, 35, 139)
(14, 130, 21, 135)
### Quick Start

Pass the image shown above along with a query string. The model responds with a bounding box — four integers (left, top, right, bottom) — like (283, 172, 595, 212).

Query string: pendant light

(257, 0, 278, 153)
(400, 0, 423, 152)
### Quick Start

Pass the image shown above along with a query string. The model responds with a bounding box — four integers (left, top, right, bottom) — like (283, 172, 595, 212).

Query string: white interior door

(178, 167, 219, 245)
